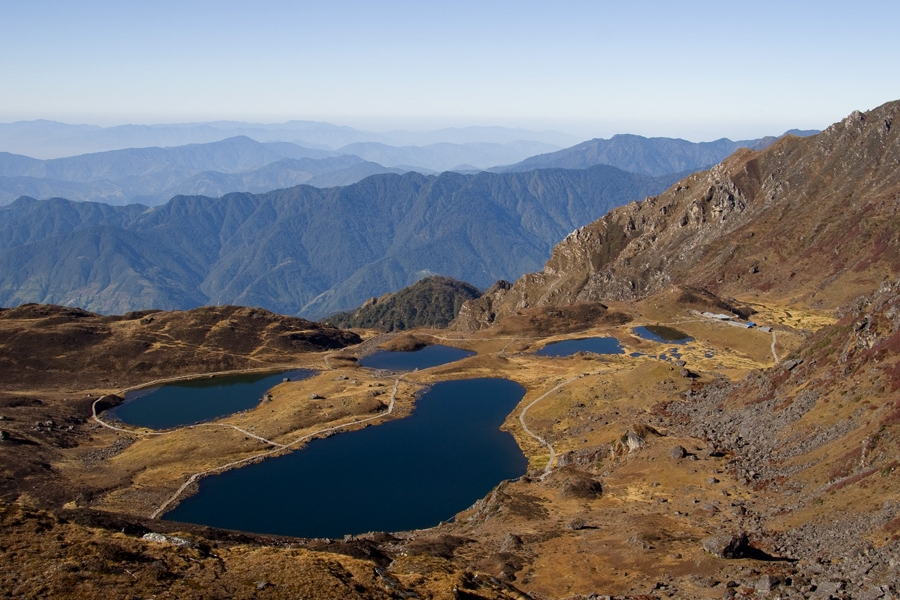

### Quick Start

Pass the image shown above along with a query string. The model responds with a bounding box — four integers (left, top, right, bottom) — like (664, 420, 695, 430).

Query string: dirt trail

(519, 373, 594, 477)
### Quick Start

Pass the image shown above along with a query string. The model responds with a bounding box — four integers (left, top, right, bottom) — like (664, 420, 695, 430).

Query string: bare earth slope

(0, 303, 360, 389)
(456, 101, 900, 330)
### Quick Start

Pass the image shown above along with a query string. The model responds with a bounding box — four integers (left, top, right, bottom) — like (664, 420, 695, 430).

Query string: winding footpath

(149, 377, 400, 519)
(92, 397, 286, 448)
(519, 373, 594, 478)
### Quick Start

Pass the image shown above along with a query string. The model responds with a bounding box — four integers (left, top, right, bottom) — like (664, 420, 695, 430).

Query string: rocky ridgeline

(456, 100, 900, 329)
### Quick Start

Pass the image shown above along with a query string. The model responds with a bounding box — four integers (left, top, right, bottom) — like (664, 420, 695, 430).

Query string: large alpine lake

(165, 378, 528, 538)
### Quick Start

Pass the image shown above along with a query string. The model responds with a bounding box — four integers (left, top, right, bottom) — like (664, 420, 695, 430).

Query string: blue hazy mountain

(0, 135, 566, 205)
(0, 120, 577, 160)
(0, 136, 412, 205)
(0, 166, 679, 318)
(492, 130, 819, 176)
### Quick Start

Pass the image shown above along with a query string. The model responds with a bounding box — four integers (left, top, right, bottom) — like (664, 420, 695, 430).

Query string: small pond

(536, 337, 623, 357)
(109, 369, 314, 430)
(164, 378, 528, 538)
(359, 344, 475, 371)
(632, 325, 694, 344)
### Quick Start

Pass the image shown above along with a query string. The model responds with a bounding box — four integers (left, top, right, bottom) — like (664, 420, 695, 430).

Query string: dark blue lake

(632, 325, 694, 344)
(536, 337, 623, 357)
(109, 369, 314, 430)
(164, 378, 528, 538)
(359, 344, 475, 370)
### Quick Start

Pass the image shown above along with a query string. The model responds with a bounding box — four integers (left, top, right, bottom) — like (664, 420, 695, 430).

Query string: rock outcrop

(456, 100, 900, 329)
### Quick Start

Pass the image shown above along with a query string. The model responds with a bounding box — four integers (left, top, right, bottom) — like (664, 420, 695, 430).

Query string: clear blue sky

(2, 0, 898, 141)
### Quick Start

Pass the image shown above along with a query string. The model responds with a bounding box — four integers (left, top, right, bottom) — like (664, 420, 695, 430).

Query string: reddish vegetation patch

(828, 446, 864, 481)
(872, 331, 900, 362)
(879, 397, 900, 427)
(825, 466, 879, 493)
(887, 361, 900, 393)
(835, 314, 856, 328)
(749, 368, 793, 405)
(750, 390, 775, 405)
(885, 515, 900, 535)
(852, 223, 891, 273)
(774, 396, 796, 411)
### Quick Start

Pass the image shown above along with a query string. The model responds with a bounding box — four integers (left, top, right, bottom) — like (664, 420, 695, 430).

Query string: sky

(2, 0, 899, 141)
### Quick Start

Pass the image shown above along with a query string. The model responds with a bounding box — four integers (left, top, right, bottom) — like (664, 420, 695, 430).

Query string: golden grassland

(3, 296, 863, 599)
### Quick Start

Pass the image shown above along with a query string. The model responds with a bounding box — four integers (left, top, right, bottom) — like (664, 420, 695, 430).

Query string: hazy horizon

(0, 114, 827, 150)
(2, 1, 899, 143)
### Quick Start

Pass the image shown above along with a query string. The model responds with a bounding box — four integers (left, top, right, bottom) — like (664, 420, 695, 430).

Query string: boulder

(559, 473, 603, 499)
(500, 534, 523, 552)
(701, 532, 749, 558)
(142, 532, 194, 548)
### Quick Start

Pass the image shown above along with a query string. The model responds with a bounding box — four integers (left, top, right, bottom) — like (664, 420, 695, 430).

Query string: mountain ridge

(456, 102, 899, 328)
(492, 130, 819, 176)
(0, 119, 579, 160)
(0, 137, 401, 206)
(0, 165, 679, 318)
(0, 136, 573, 206)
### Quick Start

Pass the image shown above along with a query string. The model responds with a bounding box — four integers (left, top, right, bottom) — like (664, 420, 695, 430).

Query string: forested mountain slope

(0, 165, 678, 318)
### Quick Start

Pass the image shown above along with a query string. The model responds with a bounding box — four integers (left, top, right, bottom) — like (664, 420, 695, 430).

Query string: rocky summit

(1, 101, 900, 599)
(455, 101, 900, 329)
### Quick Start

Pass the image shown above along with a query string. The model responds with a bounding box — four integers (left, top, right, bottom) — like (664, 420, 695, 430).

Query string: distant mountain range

(494, 130, 819, 177)
(335, 140, 559, 172)
(0, 166, 679, 318)
(0, 126, 817, 207)
(0, 136, 408, 206)
(0, 120, 580, 160)
(0, 135, 565, 206)
(0, 119, 825, 318)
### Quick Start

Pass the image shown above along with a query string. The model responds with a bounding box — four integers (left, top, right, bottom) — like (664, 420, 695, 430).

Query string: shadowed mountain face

(457, 102, 900, 329)
(0, 166, 679, 318)
(326, 276, 482, 331)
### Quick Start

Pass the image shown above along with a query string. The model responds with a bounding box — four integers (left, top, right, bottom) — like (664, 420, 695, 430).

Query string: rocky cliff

(456, 101, 900, 329)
